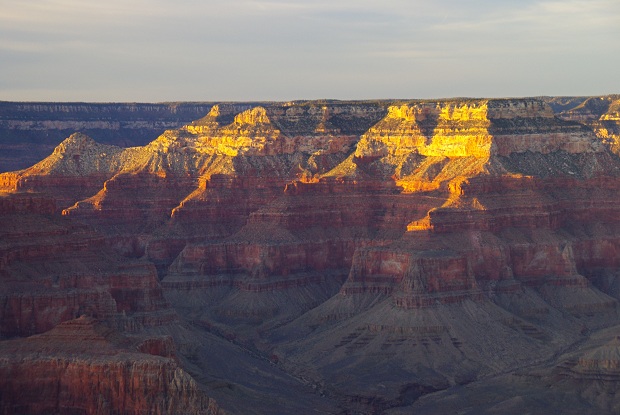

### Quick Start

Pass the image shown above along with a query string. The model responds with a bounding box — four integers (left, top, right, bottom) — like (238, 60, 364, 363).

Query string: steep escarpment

(596, 100, 620, 156)
(0, 316, 221, 415)
(5, 97, 620, 414)
(546, 95, 620, 157)
(68, 103, 386, 271)
(0, 190, 182, 339)
(0, 193, 225, 412)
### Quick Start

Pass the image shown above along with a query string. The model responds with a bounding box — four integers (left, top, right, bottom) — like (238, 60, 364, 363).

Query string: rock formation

(3, 96, 620, 413)
(0, 316, 221, 415)
(0, 101, 235, 173)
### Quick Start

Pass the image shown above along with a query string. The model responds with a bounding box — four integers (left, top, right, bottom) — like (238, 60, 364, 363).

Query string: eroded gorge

(2, 96, 620, 414)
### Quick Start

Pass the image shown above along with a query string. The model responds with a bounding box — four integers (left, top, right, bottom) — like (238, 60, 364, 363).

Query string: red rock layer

(0, 317, 221, 415)
(0, 193, 176, 338)
(339, 175, 620, 311)
(64, 173, 197, 231)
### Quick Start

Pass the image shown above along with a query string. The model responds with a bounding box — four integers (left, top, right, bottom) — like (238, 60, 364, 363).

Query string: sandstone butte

(1, 96, 620, 414)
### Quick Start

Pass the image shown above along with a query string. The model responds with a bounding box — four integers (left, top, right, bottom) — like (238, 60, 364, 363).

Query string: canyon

(1, 95, 620, 414)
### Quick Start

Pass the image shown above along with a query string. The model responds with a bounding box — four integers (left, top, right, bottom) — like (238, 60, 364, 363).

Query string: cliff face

(0, 316, 220, 415)
(546, 95, 620, 155)
(3, 97, 620, 414)
(0, 192, 177, 338)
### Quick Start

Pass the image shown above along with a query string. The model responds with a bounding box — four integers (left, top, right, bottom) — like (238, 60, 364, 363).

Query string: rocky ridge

(0, 101, 239, 173)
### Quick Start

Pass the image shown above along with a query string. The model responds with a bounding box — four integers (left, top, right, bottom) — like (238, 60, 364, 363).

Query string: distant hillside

(3, 97, 619, 173)
(0, 101, 221, 172)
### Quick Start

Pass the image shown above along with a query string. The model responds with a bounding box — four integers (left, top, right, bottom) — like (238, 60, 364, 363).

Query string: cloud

(0, 0, 618, 101)
(429, 0, 619, 33)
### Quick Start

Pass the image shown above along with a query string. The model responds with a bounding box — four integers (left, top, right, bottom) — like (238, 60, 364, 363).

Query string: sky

(1, 0, 619, 102)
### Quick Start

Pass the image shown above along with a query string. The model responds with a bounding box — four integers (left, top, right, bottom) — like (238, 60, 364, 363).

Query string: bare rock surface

(0, 316, 221, 415)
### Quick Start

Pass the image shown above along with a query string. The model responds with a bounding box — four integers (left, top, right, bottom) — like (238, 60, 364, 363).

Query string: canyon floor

(1, 96, 620, 414)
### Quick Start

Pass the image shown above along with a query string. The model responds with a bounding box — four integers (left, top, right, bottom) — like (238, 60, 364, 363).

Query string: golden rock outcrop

(355, 101, 492, 159)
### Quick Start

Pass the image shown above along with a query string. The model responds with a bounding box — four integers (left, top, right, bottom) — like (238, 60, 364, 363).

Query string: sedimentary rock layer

(0, 316, 221, 415)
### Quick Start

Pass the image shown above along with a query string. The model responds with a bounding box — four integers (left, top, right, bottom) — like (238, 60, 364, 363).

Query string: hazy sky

(1, 0, 619, 102)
